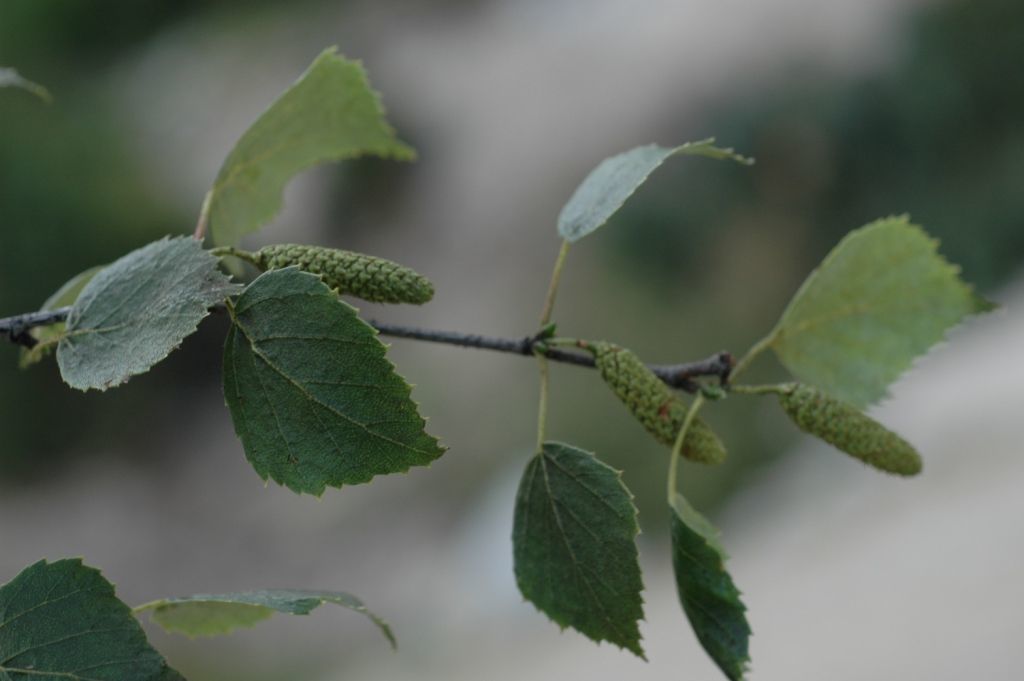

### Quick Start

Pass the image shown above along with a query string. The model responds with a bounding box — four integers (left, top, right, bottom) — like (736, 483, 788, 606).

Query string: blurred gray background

(1, 0, 1022, 679)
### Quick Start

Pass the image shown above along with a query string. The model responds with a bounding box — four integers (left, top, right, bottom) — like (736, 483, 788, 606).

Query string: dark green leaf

(56, 236, 240, 391)
(770, 216, 994, 407)
(0, 559, 181, 681)
(223, 267, 444, 496)
(0, 67, 51, 102)
(208, 47, 414, 246)
(136, 589, 394, 647)
(19, 266, 103, 368)
(670, 494, 750, 681)
(512, 441, 645, 657)
(557, 139, 752, 242)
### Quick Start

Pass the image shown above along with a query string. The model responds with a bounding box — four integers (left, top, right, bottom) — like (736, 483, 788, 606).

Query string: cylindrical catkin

(589, 342, 726, 465)
(254, 244, 434, 305)
(778, 383, 922, 476)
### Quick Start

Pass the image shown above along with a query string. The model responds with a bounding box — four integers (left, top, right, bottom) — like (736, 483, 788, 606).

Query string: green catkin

(254, 244, 434, 305)
(778, 383, 922, 476)
(588, 342, 726, 465)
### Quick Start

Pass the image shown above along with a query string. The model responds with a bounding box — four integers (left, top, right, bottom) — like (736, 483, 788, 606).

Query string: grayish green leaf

(0, 559, 181, 681)
(136, 589, 394, 647)
(670, 494, 750, 681)
(208, 47, 414, 246)
(56, 236, 240, 391)
(19, 266, 103, 368)
(222, 268, 444, 496)
(770, 216, 994, 407)
(0, 67, 51, 102)
(557, 138, 752, 242)
(512, 441, 645, 657)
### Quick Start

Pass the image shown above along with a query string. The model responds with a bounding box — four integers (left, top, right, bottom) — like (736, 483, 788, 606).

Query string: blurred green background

(1, 1, 1022, 679)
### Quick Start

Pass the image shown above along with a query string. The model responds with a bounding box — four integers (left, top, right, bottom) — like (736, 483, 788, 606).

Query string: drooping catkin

(589, 342, 726, 465)
(778, 383, 922, 476)
(254, 244, 434, 305)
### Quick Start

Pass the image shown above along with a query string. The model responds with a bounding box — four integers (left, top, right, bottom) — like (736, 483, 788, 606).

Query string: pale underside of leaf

(670, 494, 750, 681)
(512, 441, 645, 657)
(56, 236, 239, 391)
(769, 215, 994, 407)
(557, 138, 753, 243)
(208, 47, 414, 247)
(136, 589, 395, 648)
(223, 268, 444, 496)
(20, 265, 104, 368)
(0, 559, 181, 681)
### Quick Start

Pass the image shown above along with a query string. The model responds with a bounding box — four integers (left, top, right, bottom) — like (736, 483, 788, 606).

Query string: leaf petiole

(666, 394, 705, 502)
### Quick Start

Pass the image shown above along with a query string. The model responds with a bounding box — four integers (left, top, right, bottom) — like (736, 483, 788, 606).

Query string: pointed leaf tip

(512, 442, 645, 657)
(770, 216, 993, 407)
(208, 48, 414, 246)
(223, 268, 443, 495)
(136, 589, 395, 648)
(557, 139, 752, 242)
(670, 495, 751, 680)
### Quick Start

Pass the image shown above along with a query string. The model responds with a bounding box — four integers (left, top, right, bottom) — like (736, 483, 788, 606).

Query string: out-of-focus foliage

(608, 0, 1024, 295)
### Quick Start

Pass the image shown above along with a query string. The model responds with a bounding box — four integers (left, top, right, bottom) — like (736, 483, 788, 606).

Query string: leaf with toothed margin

(670, 493, 751, 681)
(557, 139, 752, 242)
(207, 47, 414, 247)
(135, 589, 395, 648)
(512, 441, 645, 657)
(56, 236, 240, 391)
(0, 559, 183, 681)
(769, 216, 995, 408)
(222, 267, 444, 496)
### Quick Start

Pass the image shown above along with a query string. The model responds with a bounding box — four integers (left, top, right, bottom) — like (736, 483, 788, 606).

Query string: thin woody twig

(0, 306, 733, 392)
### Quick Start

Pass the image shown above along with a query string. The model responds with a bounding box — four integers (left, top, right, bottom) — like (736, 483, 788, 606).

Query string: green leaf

(208, 47, 414, 247)
(0, 559, 182, 681)
(557, 138, 752, 242)
(19, 266, 104, 368)
(670, 494, 750, 681)
(769, 216, 994, 407)
(56, 236, 240, 391)
(512, 441, 645, 657)
(136, 589, 395, 648)
(223, 267, 444, 496)
(0, 67, 51, 102)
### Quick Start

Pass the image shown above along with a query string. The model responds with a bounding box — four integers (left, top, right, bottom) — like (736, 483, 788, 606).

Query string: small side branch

(0, 307, 733, 392)
(0, 306, 72, 348)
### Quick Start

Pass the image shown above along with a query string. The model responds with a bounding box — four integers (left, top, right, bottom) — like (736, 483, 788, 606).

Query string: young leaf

(0, 67, 51, 101)
(769, 216, 994, 407)
(557, 139, 752, 242)
(19, 265, 103, 368)
(222, 267, 444, 495)
(208, 47, 415, 247)
(670, 494, 750, 681)
(56, 236, 240, 391)
(0, 559, 182, 681)
(512, 441, 645, 657)
(136, 589, 395, 648)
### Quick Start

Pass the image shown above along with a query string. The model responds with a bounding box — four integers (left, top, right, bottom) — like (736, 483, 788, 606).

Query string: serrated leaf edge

(514, 441, 647, 658)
